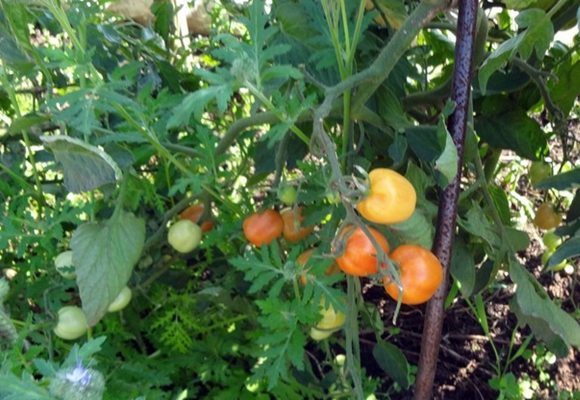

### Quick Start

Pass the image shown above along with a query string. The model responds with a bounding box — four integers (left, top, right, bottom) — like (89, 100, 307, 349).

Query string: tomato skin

(542, 230, 561, 251)
(534, 203, 563, 230)
(281, 206, 314, 242)
(54, 250, 76, 279)
(297, 248, 341, 286)
(278, 185, 297, 206)
(335, 226, 390, 277)
(542, 250, 567, 271)
(54, 306, 88, 340)
(168, 220, 202, 253)
(357, 168, 417, 225)
(200, 221, 214, 233)
(529, 162, 551, 186)
(309, 327, 334, 341)
(383, 245, 443, 305)
(179, 203, 204, 224)
(317, 299, 346, 330)
(243, 210, 284, 246)
(107, 286, 132, 312)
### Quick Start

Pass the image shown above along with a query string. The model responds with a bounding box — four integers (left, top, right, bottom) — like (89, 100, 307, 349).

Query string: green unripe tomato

(542, 230, 561, 251)
(325, 190, 341, 204)
(54, 250, 76, 279)
(107, 286, 132, 312)
(542, 250, 567, 271)
(54, 306, 88, 340)
(168, 220, 202, 253)
(529, 161, 551, 186)
(309, 326, 335, 341)
(277, 185, 297, 206)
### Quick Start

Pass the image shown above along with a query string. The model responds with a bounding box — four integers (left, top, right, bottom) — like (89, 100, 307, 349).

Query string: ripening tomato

(168, 220, 202, 253)
(357, 168, 417, 225)
(534, 203, 563, 230)
(243, 209, 284, 246)
(278, 185, 297, 206)
(335, 226, 390, 277)
(297, 248, 341, 286)
(281, 206, 314, 242)
(383, 244, 443, 305)
(316, 298, 346, 330)
(179, 203, 204, 224)
(200, 221, 214, 233)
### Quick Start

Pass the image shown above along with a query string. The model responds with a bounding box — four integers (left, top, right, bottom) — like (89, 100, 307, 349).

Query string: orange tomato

(335, 226, 390, 277)
(383, 244, 443, 305)
(243, 209, 284, 246)
(200, 221, 214, 233)
(297, 248, 341, 286)
(179, 203, 204, 224)
(281, 206, 314, 242)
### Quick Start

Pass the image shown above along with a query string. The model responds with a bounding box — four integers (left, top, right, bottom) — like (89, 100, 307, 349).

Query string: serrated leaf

(510, 261, 580, 357)
(167, 83, 233, 128)
(0, 372, 53, 400)
(40, 135, 122, 193)
(478, 9, 553, 93)
(8, 113, 51, 135)
(71, 211, 145, 326)
(372, 340, 411, 389)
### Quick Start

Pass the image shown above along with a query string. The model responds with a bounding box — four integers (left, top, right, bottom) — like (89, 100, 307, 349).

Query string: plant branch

(413, 0, 478, 397)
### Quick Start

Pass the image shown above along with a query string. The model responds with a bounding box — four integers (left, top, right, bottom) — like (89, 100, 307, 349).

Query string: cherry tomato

(383, 244, 443, 305)
(278, 185, 297, 206)
(316, 298, 346, 330)
(309, 326, 334, 341)
(200, 221, 214, 233)
(542, 250, 567, 271)
(335, 226, 390, 277)
(281, 206, 314, 242)
(357, 168, 417, 225)
(297, 248, 341, 286)
(243, 209, 284, 246)
(542, 230, 561, 251)
(53, 306, 88, 340)
(54, 250, 76, 279)
(179, 203, 204, 224)
(534, 203, 563, 230)
(529, 161, 551, 186)
(107, 286, 132, 312)
(168, 220, 202, 253)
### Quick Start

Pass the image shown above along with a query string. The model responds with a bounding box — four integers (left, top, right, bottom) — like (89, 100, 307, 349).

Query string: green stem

(345, 275, 364, 400)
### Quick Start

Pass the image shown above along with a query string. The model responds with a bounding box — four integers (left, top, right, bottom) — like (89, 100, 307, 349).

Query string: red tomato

(243, 210, 284, 246)
(335, 226, 390, 277)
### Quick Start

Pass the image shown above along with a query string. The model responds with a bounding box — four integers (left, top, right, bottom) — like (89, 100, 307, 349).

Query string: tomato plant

(534, 203, 563, 230)
(54, 250, 76, 280)
(281, 206, 314, 242)
(243, 209, 284, 246)
(383, 245, 443, 305)
(53, 306, 88, 340)
(529, 161, 551, 186)
(167, 220, 203, 253)
(107, 286, 133, 312)
(357, 168, 417, 225)
(335, 226, 390, 276)
(178, 203, 205, 224)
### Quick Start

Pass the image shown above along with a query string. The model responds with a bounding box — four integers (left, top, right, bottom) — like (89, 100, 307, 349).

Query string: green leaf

(505, 227, 530, 252)
(535, 167, 580, 190)
(8, 113, 51, 135)
(40, 135, 122, 193)
(405, 126, 443, 163)
(372, 340, 411, 389)
(434, 119, 458, 187)
(488, 184, 511, 225)
(478, 9, 553, 93)
(510, 261, 580, 357)
(0, 372, 53, 400)
(549, 59, 580, 118)
(71, 211, 145, 326)
(474, 110, 548, 160)
(450, 238, 476, 297)
(548, 237, 580, 267)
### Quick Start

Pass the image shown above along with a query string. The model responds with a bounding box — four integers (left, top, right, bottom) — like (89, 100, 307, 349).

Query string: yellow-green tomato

(54, 250, 76, 279)
(542, 230, 561, 251)
(542, 251, 567, 271)
(107, 286, 132, 312)
(54, 306, 88, 340)
(309, 327, 335, 341)
(168, 220, 202, 253)
(317, 299, 346, 330)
